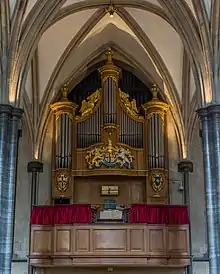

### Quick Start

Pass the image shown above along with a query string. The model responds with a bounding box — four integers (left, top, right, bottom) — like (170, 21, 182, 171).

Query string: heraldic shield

(55, 173, 69, 193)
(85, 139, 134, 169)
(151, 171, 165, 197)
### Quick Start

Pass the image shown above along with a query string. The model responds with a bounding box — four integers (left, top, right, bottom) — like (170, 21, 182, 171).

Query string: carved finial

(107, 138, 113, 153)
(61, 84, 68, 99)
(105, 48, 113, 64)
(151, 84, 159, 99)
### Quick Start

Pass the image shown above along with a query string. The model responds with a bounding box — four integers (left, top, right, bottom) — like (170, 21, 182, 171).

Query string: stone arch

(13, 0, 206, 108)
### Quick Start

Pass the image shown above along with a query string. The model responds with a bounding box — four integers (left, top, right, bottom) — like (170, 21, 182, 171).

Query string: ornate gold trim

(98, 49, 121, 83)
(75, 88, 101, 122)
(142, 84, 169, 120)
(50, 85, 78, 119)
(85, 138, 134, 169)
(119, 89, 144, 122)
(149, 168, 168, 198)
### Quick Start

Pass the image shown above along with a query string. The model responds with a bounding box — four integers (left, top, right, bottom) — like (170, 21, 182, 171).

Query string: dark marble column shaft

(0, 104, 23, 274)
(178, 160, 193, 274)
(197, 106, 219, 274)
(2, 108, 23, 274)
(27, 161, 43, 274)
(0, 105, 12, 269)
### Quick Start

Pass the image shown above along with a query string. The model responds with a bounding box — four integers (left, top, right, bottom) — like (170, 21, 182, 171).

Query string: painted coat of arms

(151, 172, 164, 197)
(55, 173, 69, 193)
(85, 139, 134, 169)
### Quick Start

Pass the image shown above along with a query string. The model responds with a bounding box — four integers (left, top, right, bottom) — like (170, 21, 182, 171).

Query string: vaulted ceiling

(1, 0, 219, 159)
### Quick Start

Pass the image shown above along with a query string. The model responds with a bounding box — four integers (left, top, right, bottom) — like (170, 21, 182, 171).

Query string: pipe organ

(50, 49, 169, 204)
(50, 86, 77, 200)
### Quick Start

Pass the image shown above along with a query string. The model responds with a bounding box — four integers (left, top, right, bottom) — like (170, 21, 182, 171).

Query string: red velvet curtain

(129, 204, 189, 224)
(31, 204, 92, 225)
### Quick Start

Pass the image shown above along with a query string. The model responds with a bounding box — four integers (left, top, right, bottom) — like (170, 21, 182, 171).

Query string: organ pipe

(119, 108, 144, 148)
(142, 84, 169, 204)
(77, 106, 101, 148)
(98, 49, 121, 142)
(142, 85, 169, 169)
(50, 85, 77, 200)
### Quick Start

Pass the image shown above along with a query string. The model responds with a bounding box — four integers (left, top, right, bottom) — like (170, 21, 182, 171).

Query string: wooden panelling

(31, 226, 53, 256)
(30, 224, 190, 268)
(93, 228, 127, 252)
(167, 225, 189, 256)
(129, 228, 146, 252)
(54, 226, 72, 255)
(74, 176, 144, 205)
(74, 228, 90, 253)
(148, 225, 166, 256)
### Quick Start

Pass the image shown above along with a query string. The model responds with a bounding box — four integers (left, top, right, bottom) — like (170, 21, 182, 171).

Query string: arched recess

(15, 0, 206, 109)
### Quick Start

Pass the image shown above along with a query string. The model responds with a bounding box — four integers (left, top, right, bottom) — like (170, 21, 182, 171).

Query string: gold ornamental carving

(119, 89, 144, 121)
(98, 49, 121, 83)
(142, 84, 169, 120)
(76, 89, 101, 121)
(150, 171, 165, 197)
(50, 85, 77, 120)
(55, 172, 69, 193)
(85, 139, 134, 169)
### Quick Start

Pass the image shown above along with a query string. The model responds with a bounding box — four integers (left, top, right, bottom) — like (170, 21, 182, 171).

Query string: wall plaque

(101, 185, 119, 196)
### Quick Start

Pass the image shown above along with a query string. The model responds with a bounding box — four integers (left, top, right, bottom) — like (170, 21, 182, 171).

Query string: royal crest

(56, 173, 69, 193)
(85, 139, 134, 169)
(151, 172, 164, 196)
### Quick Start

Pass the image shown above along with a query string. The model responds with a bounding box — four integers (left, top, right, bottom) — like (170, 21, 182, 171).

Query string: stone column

(0, 105, 12, 270)
(27, 160, 43, 274)
(197, 106, 220, 274)
(178, 160, 193, 274)
(0, 105, 23, 274)
(2, 107, 23, 273)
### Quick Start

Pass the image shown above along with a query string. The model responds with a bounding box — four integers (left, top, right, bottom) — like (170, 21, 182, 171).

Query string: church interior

(1, 1, 220, 274)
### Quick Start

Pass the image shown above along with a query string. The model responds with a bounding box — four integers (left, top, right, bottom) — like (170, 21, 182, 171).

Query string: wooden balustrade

(30, 223, 190, 268)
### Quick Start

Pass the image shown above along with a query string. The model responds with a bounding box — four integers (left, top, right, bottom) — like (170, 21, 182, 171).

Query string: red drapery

(129, 204, 189, 224)
(30, 204, 189, 225)
(30, 204, 92, 225)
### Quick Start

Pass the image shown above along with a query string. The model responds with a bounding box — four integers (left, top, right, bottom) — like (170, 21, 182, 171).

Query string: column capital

(197, 104, 220, 118)
(0, 104, 13, 115)
(11, 107, 23, 118)
(27, 160, 43, 173)
(178, 160, 193, 173)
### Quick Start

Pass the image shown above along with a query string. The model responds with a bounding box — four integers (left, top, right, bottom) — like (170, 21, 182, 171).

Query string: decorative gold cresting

(119, 89, 144, 121)
(142, 84, 169, 121)
(98, 49, 121, 82)
(75, 89, 101, 121)
(50, 84, 77, 120)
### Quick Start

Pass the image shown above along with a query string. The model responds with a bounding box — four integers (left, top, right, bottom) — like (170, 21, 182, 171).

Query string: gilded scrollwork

(75, 89, 101, 121)
(119, 89, 144, 121)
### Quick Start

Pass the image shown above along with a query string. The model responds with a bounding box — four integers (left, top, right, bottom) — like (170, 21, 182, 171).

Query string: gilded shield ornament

(56, 173, 69, 193)
(151, 173, 164, 195)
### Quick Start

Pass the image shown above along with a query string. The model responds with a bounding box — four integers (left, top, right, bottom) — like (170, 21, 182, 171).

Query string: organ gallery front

(29, 50, 190, 272)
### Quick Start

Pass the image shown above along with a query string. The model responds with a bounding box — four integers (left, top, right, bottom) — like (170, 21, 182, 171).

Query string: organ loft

(29, 50, 190, 272)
